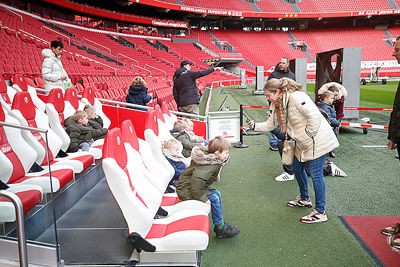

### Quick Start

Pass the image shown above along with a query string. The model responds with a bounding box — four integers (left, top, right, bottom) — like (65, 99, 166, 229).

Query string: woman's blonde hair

(132, 76, 146, 86)
(263, 77, 302, 93)
(208, 136, 231, 153)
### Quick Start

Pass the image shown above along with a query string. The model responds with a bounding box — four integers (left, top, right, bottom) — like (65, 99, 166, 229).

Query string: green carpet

(201, 83, 399, 266)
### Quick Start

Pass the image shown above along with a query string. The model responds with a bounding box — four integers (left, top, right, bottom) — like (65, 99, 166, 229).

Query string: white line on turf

(361, 145, 387, 148)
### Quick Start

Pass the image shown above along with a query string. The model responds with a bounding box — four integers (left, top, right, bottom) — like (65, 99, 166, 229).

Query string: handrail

(132, 64, 151, 75)
(138, 46, 151, 57)
(83, 37, 111, 54)
(72, 39, 119, 62)
(0, 20, 2, 29)
(145, 64, 167, 77)
(118, 53, 138, 65)
(162, 58, 174, 68)
(0, 121, 54, 267)
(5, 7, 22, 21)
(0, 191, 28, 267)
(18, 29, 49, 44)
(41, 25, 70, 45)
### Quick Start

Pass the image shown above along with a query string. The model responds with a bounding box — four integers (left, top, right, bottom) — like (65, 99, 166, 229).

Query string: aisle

(37, 178, 132, 265)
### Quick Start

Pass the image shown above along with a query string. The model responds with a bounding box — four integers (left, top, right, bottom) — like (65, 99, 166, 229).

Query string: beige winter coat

(41, 49, 68, 92)
(254, 91, 339, 162)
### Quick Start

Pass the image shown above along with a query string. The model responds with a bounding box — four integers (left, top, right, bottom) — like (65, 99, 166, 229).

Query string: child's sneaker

(287, 196, 313, 208)
(300, 209, 328, 223)
(329, 163, 347, 177)
(381, 223, 400, 236)
(214, 223, 240, 239)
(390, 235, 400, 249)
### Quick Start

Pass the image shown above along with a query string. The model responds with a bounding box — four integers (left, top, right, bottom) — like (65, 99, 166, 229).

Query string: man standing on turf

(173, 60, 221, 115)
(388, 36, 400, 160)
(267, 57, 295, 152)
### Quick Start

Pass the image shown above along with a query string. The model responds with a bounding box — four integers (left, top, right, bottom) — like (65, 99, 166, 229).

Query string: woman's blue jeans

(292, 154, 327, 214)
(207, 189, 223, 226)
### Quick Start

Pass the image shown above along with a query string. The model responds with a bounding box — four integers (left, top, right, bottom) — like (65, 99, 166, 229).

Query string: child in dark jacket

(170, 120, 202, 158)
(162, 139, 190, 186)
(125, 76, 152, 111)
(176, 136, 240, 239)
(317, 90, 341, 129)
(64, 110, 107, 152)
(83, 104, 108, 140)
(317, 90, 341, 158)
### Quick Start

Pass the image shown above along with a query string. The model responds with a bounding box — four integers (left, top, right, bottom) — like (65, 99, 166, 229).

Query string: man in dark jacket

(173, 60, 221, 115)
(388, 36, 400, 160)
(266, 57, 296, 152)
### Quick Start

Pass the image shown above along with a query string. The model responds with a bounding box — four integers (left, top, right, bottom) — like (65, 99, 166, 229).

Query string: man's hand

(387, 139, 397, 150)
(246, 119, 255, 130)
(61, 75, 68, 80)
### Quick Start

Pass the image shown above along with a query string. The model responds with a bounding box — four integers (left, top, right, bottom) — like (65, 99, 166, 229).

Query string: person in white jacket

(42, 41, 68, 93)
(247, 78, 339, 223)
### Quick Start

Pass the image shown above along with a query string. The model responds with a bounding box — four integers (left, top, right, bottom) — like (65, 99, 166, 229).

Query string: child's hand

(206, 200, 211, 205)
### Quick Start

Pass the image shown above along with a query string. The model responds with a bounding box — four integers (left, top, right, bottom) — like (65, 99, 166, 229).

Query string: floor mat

(339, 216, 400, 267)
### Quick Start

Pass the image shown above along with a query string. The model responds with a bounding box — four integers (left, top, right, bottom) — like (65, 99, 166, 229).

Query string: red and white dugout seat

(102, 128, 210, 252)
(11, 92, 94, 173)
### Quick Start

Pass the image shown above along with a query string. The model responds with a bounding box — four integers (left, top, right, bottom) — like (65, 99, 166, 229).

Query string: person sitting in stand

(83, 104, 108, 139)
(170, 120, 202, 158)
(162, 139, 191, 187)
(64, 110, 107, 152)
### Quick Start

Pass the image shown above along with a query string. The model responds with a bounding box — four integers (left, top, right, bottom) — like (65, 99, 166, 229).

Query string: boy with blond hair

(176, 136, 240, 239)
(170, 120, 202, 157)
(83, 104, 108, 140)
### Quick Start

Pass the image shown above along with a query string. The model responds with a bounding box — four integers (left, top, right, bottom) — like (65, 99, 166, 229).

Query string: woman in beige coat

(247, 78, 339, 223)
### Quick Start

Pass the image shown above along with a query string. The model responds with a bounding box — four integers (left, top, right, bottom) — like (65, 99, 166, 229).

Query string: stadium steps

(382, 29, 396, 47)
(40, 20, 76, 37)
(248, 1, 262, 12)
(290, 2, 302, 13)
(285, 31, 315, 62)
(385, 0, 400, 9)
(206, 30, 238, 54)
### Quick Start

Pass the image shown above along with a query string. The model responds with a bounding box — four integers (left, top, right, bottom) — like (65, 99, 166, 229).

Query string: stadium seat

(143, 109, 175, 178)
(46, 88, 102, 159)
(153, 104, 174, 141)
(80, 86, 111, 129)
(12, 74, 46, 112)
(0, 104, 74, 194)
(102, 128, 210, 252)
(161, 101, 177, 129)
(11, 92, 94, 173)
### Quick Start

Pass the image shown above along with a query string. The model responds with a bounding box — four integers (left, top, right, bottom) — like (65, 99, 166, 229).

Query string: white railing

(18, 29, 49, 44)
(83, 37, 111, 54)
(41, 25, 70, 44)
(132, 64, 152, 75)
(118, 53, 139, 65)
(145, 64, 167, 77)
(5, 7, 22, 21)
(162, 58, 174, 68)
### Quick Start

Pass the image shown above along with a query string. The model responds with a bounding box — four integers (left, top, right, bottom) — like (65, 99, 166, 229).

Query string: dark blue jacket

(125, 84, 152, 107)
(173, 67, 214, 107)
(165, 157, 187, 186)
(317, 101, 340, 127)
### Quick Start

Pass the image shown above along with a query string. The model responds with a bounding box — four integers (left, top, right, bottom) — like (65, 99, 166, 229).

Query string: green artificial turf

(200, 83, 399, 267)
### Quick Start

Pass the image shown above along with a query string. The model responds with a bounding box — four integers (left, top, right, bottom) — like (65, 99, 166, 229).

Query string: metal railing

(5, 7, 22, 21)
(145, 64, 167, 77)
(41, 25, 70, 45)
(118, 53, 139, 65)
(132, 64, 151, 75)
(0, 121, 55, 267)
(83, 37, 111, 54)
(17, 29, 49, 44)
